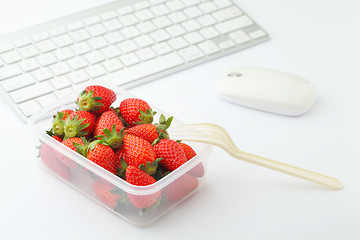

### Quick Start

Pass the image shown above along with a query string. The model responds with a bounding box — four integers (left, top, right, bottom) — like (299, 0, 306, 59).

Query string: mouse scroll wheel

(228, 72, 242, 77)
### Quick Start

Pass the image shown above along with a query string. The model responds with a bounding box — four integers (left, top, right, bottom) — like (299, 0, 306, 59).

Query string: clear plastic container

(28, 82, 213, 225)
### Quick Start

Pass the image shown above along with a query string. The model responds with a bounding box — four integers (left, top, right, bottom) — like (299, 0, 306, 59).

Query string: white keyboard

(0, 0, 268, 122)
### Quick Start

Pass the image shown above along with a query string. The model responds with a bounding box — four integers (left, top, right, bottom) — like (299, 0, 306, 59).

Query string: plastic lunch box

(28, 82, 213, 225)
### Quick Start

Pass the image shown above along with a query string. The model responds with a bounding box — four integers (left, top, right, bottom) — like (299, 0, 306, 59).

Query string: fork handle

(232, 150, 343, 190)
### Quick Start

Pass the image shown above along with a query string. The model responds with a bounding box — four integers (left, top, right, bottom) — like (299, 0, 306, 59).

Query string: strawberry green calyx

(64, 115, 90, 139)
(96, 125, 124, 150)
(52, 112, 65, 137)
(76, 90, 104, 112)
(133, 109, 157, 125)
(152, 114, 173, 145)
(72, 137, 88, 157)
(138, 158, 163, 176)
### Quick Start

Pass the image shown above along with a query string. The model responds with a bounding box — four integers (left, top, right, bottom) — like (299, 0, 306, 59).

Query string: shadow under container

(28, 83, 213, 226)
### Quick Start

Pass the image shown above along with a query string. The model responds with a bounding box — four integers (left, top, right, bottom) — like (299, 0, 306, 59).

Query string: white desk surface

(1, 0, 360, 239)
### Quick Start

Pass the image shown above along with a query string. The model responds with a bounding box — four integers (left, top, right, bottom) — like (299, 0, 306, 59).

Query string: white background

(1, 0, 360, 239)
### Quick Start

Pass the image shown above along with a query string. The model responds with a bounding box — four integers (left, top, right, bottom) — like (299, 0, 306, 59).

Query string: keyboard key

(229, 30, 251, 44)
(150, 29, 170, 42)
(219, 39, 236, 50)
(182, 19, 201, 32)
(84, 51, 105, 64)
(67, 56, 88, 70)
(134, 35, 155, 48)
(104, 32, 124, 44)
(137, 21, 157, 34)
(152, 16, 172, 29)
(166, 0, 185, 11)
(37, 93, 58, 108)
(168, 11, 187, 23)
(150, 4, 170, 16)
(134, 1, 151, 10)
(0, 43, 13, 54)
(197, 14, 216, 27)
(183, 6, 202, 19)
(1, 74, 35, 92)
(0, 65, 22, 80)
(101, 46, 122, 59)
(199, 26, 220, 39)
(37, 53, 57, 67)
(198, 40, 220, 55)
(102, 59, 124, 72)
(178, 46, 204, 62)
(184, 32, 204, 44)
(198, 2, 218, 14)
(118, 40, 138, 53)
(50, 27, 67, 36)
(36, 40, 57, 53)
(135, 9, 154, 21)
(121, 26, 141, 39)
(10, 82, 53, 103)
(103, 19, 123, 32)
(88, 36, 108, 50)
(166, 24, 186, 37)
(32, 68, 53, 81)
(55, 87, 75, 99)
(168, 36, 188, 50)
(182, 0, 199, 7)
(212, 6, 242, 22)
(18, 45, 39, 59)
(54, 48, 75, 61)
(14, 38, 32, 48)
(100, 11, 118, 20)
(119, 53, 140, 66)
(249, 29, 267, 39)
(117, 6, 134, 15)
(152, 42, 172, 55)
(70, 29, 91, 42)
(71, 42, 91, 55)
(1, 50, 22, 64)
(215, 16, 253, 34)
(136, 47, 157, 61)
(103, 53, 184, 85)
(51, 76, 72, 89)
(18, 100, 42, 117)
(87, 24, 107, 37)
(50, 62, 71, 76)
(119, 14, 139, 26)
(19, 58, 40, 72)
(69, 70, 89, 84)
(85, 64, 107, 78)
(54, 35, 73, 47)
(213, 0, 232, 9)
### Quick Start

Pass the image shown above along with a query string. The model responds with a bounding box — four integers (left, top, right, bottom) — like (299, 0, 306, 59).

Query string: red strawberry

(76, 139, 117, 175)
(180, 142, 204, 178)
(50, 109, 73, 137)
(94, 110, 124, 137)
(93, 110, 124, 150)
(122, 134, 158, 174)
(163, 173, 199, 201)
(92, 180, 123, 209)
(76, 85, 116, 115)
(64, 111, 96, 139)
(119, 98, 156, 127)
(125, 165, 161, 208)
(125, 114, 173, 144)
(40, 142, 71, 179)
(59, 137, 84, 168)
(114, 145, 126, 168)
(153, 139, 187, 172)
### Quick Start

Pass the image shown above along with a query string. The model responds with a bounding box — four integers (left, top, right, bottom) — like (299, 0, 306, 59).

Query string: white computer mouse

(216, 67, 316, 116)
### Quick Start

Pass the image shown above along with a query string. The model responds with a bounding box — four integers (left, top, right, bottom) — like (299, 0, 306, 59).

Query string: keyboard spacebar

(99, 53, 185, 86)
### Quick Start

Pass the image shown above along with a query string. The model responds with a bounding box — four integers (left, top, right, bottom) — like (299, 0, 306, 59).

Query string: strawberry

(92, 180, 124, 209)
(180, 142, 204, 178)
(58, 137, 85, 168)
(153, 139, 187, 172)
(50, 109, 73, 138)
(76, 85, 116, 115)
(163, 173, 199, 201)
(93, 110, 124, 150)
(40, 142, 71, 179)
(93, 110, 124, 137)
(125, 114, 173, 144)
(119, 98, 156, 127)
(122, 134, 159, 174)
(125, 165, 161, 208)
(64, 111, 96, 139)
(75, 138, 117, 175)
